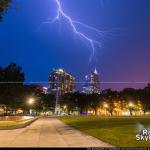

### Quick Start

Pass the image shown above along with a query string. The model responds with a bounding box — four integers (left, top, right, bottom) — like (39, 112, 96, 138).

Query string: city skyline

(0, 0, 150, 91)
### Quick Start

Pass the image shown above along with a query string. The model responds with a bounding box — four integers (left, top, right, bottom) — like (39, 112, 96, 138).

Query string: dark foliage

(0, 0, 11, 21)
(0, 62, 25, 110)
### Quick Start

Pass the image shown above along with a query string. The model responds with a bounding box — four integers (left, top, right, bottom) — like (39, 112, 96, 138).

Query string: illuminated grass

(58, 116, 150, 147)
(0, 118, 34, 126)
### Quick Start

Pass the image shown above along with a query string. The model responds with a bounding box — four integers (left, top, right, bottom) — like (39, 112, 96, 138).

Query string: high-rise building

(82, 68, 100, 94)
(48, 69, 75, 114)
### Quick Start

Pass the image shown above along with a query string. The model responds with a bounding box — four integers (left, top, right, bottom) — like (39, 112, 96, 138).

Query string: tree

(0, 104, 6, 115)
(88, 93, 101, 115)
(42, 94, 55, 113)
(74, 92, 89, 114)
(0, 62, 25, 111)
(0, 0, 11, 21)
(61, 93, 77, 113)
(61, 92, 89, 115)
(119, 88, 138, 115)
(22, 84, 56, 114)
(101, 89, 118, 115)
(139, 85, 150, 114)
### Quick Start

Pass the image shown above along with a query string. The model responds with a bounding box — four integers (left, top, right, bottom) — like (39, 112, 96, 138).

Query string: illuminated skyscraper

(82, 68, 100, 94)
(48, 69, 75, 114)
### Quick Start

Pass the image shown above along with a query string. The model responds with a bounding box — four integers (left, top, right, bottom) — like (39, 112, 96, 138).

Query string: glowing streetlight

(27, 98, 35, 116)
(129, 102, 133, 107)
(28, 98, 34, 105)
(129, 102, 134, 116)
(63, 105, 67, 109)
(103, 103, 108, 116)
(104, 103, 108, 108)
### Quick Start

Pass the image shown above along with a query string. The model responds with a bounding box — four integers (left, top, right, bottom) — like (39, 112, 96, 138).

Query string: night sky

(0, 0, 150, 91)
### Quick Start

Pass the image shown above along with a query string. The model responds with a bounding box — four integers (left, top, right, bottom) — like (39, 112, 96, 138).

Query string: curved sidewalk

(0, 117, 113, 147)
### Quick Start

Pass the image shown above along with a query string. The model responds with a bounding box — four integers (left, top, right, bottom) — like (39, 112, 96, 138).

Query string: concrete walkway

(0, 117, 113, 147)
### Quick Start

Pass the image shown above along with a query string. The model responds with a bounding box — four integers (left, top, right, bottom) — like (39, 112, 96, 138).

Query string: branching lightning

(40, 0, 110, 63)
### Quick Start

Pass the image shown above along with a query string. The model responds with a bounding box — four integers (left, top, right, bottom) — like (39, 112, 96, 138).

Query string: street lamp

(63, 105, 67, 109)
(27, 98, 34, 115)
(129, 102, 133, 107)
(103, 103, 108, 116)
(129, 102, 134, 116)
(28, 98, 34, 105)
(104, 103, 108, 108)
(63, 105, 67, 115)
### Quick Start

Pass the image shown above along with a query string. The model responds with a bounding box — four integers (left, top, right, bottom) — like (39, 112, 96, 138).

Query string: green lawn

(58, 116, 150, 147)
(0, 118, 34, 126)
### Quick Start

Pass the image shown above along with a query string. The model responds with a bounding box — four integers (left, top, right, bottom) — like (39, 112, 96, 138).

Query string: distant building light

(85, 75, 88, 80)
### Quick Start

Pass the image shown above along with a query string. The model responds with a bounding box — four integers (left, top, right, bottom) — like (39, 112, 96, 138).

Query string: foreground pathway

(0, 117, 113, 147)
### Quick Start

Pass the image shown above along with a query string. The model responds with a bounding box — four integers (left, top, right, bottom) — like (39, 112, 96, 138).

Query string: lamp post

(55, 88, 59, 115)
(63, 105, 67, 114)
(129, 102, 134, 116)
(103, 103, 108, 116)
(28, 98, 34, 115)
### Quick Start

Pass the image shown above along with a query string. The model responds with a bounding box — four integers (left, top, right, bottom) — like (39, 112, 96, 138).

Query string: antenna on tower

(94, 68, 98, 74)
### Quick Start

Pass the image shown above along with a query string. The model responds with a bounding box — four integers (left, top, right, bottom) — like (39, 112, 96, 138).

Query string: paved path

(0, 117, 113, 147)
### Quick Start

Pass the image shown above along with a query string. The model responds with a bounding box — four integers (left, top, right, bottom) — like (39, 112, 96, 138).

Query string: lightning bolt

(40, 0, 109, 63)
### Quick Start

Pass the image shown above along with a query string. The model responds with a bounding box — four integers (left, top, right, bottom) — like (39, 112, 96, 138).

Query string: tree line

(60, 87, 150, 115)
(0, 62, 150, 116)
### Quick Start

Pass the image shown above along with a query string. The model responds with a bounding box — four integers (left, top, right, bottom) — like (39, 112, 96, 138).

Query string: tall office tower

(48, 69, 75, 114)
(82, 68, 100, 94)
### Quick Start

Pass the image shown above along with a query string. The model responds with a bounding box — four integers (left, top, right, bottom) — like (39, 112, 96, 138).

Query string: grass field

(0, 118, 34, 126)
(59, 116, 150, 147)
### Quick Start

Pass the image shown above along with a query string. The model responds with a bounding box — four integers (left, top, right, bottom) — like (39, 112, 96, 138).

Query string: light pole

(54, 74, 60, 116)
(27, 98, 34, 115)
(129, 102, 134, 116)
(63, 105, 67, 114)
(55, 87, 59, 115)
(103, 103, 108, 116)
